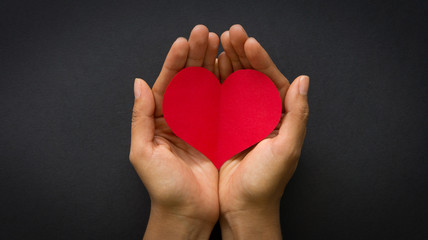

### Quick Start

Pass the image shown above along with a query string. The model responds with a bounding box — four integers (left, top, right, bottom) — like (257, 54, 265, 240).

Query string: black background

(1, 0, 427, 239)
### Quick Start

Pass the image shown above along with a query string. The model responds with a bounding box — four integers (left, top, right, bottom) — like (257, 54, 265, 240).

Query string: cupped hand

(217, 25, 310, 239)
(129, 25, 220, 239)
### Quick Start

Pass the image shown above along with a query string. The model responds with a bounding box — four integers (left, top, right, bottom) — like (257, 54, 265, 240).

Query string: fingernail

(248, 37, 260, 47)
(176, 36, 186, 42)
(232, 24, 244, 30)
(299, 75, 309, 95)
(134, 78, 142, 99)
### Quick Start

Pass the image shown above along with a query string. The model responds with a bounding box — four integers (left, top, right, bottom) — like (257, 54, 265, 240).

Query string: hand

(129, 25, 220, 240)
(217, 25, 310, 239)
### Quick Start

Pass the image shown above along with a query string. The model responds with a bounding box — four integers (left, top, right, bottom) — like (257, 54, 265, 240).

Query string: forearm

(143, 206, 215, 240)
(220, 205, 282, 240)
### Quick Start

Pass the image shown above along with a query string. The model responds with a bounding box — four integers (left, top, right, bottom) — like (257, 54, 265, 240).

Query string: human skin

(130, 25, 220, 240)
(218, 24, 309, 240)
(129, 24, 309, 240)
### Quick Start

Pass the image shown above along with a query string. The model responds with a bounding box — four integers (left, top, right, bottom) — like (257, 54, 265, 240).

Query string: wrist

(220, 204, 282, 240)
(144, 205, 215, 240)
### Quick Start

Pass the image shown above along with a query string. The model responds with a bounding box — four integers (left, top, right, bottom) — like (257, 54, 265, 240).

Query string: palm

(147, 116, 218, 220)
(131, 25, 308, 238)
(130, 25, 221, 223)
(216, 25, 302, 214)
(132, 24, 305, 225)
(220, 135, 274, 205)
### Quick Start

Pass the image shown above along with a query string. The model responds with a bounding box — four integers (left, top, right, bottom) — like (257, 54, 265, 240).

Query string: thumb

(130, 78, 155, 163)
(273, 75, 309, 157)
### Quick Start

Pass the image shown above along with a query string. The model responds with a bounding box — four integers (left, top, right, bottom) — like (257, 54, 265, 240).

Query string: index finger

(152, 37, 189, 117)
(244, 37, 290, 100)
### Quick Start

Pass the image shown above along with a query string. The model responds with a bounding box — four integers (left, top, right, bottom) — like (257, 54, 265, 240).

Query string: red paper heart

(163, 67, 282, 169)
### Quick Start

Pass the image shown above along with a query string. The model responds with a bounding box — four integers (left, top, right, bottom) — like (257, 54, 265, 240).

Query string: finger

(229, 24, 251, 68)
(244, 37, 290, 100)
(152, 37, 189, 117)
(273, 75, 309, 157)
(218, 51, 233, 83)
(214, 58, 220, 79)
(130, 78, 155, 162)
(220, 31, 243, 71)
(185, 24, 209, 67)
(203, 32, 219, 73)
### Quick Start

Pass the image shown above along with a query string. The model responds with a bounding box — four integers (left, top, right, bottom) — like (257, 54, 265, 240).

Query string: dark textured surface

(1, 0, 427, 239)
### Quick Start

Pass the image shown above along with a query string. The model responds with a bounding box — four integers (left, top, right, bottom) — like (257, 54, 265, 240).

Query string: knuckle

(273, 143, 301, 161)
(301, 107, 309, 122)
(129, 149, 139, 165)
(131, 109, 140, 124)
(175, 49, 188, 60)
(300, 102, 309, 117)
(293, 104, 309, 122)
(287, 148, 302, 161)
(129, 143, 153, 166)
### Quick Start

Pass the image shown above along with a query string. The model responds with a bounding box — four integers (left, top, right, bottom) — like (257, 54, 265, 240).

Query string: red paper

(163, 67, 282, 169)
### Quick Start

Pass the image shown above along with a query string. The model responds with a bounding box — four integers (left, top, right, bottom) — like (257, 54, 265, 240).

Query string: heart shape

(163, 67, 282, 169)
